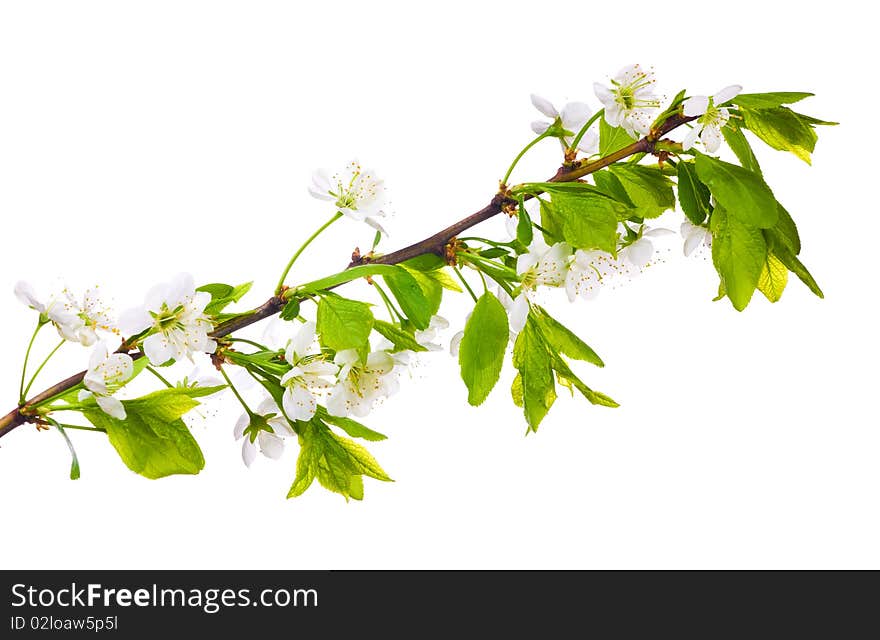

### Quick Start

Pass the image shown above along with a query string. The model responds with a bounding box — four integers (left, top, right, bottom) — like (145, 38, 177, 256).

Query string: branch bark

(0, 115, 695, 440)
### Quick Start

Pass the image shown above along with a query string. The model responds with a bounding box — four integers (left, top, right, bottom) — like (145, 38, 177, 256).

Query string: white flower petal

(701, 125, 723, 153)
(560, 101, 592, 131)
(530, 94, 558, 119)
(683, 96, 709, 117)
(509, 295, 529, 334)
(118, 307, 153, 335)
(97, 395, 126, 420)
(233, 412, 249, 440)
(713, 84, 742, 105)
(14, 281, 45, 312)
(242, 438, 256, 467)
(682, 125, 701, 151)
(143, 334, 174, 365)
(258, 431, 284, 460)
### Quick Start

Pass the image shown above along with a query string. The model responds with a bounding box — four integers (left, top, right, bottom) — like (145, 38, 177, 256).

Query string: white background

(0, 1, 876, 569)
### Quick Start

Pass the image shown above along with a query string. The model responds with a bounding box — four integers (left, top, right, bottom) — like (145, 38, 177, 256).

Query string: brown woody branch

(0, 114, 695, 440)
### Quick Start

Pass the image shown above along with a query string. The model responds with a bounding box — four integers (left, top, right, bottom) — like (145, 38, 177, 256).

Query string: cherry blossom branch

(0, 114, 695, 441)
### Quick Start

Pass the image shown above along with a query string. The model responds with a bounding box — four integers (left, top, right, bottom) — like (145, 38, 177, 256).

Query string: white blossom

(530, 95, 599, 154)
(682, 85, 742, 152)
(326, 349, 399, 418)
(505, 239, 570, 332)
(619, 226, 675, 268)
(415, 315, 450, 351)
(279, 321, 337, 421)
(594, 64, 661, 138)
(78, 341, 134, 420)
(681, 221, 713, 256)
(565, 249, 609, 302)
(233, 398, 296, 467)
(14, 282, 116, 346)
(309, 160, 388, 234)
(119, 273, 216, 366)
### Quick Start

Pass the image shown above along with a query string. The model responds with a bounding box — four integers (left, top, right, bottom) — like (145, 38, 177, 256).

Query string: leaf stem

(453, 266, 479, 303)
(275, 212, 343, 294)
(19, 320, 44, 403)
(226, 337, 273, 351)
(219, 366, 255, 417)
(502, 132, 549, 186)
(145, 365, 173, 388)
(22, 339, 64, 401)
(568, 108, 604, 153)
(371, 281, 405, 323)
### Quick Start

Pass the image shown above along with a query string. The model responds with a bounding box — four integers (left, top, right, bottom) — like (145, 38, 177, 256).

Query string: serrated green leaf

(459, 293, 509, 406)
(532, 306, 603, 367)
(549, 191, 627, 254)
(401, 254, 445, 271)
(512, 316, 556, 431)
(732, 92, 814, 109)
(710, 206, 767, 311)
(372, 319, 427, 353)
(599, 117, 637, 155)
(316, 293, 374, 352)
(539, 199, 565, 245)
(740, 106, 817, 164)
(695, 154, 777, 228)
(546, 349, 618, 408)
(676, 161, 712, 225)
(83, 387, 208, 479)
(424, 268, 462, 292)
(382, 267, 432, 330)
(511, 373, 523, 408)
(773, 203, 801, 255)
(606, 165, 675, 218)
(757, 252, 788, 302)
(287, 433, 319, 498)
(722, 125, 762, 175)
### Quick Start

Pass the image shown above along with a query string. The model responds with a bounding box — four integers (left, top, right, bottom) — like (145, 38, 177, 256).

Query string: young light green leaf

(676, 161, 712, 225)
(721, 125, 762, 175)
(372, 319, 428, 353)
(757, 252, 788, 302)
(710, 206, 768, 311)
(459, 292, 509, 406)
(83, 387, 208, 479)
(606, 165, 675, 218)
(512, 317, 556, 431)
(740, 106, 818, 164)
(547, 350, 618, 408)
(765, 232, 824, 299)
(280, 298, 301, 321)
(424, 268, 463, 292)
(198, 281, 253, 316)
(319, 409, 388, 442)
(516, 205, 534, 246)
(695, 154, 777, 228)
(539, 199, 565, 245)
(550, 191, 627, 254)
(599, 117, 637, 156)
(47, 418, 80, 480)
(287, 433, 319, 498)
(532, 306, 604, 367)
(732, 92, 814, 109)
(511, 373, 524, 408)
(316, 293, 374, 352)
(773, 203, 801, 255)
(402, 254, 446, 271)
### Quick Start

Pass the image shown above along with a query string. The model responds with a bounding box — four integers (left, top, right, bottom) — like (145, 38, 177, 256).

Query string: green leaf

(198, 281, 253, 316)
(732, 92, 813, 109)
(512, 316, 556, 431)
(289, 419, 392, 501)
(280, 298, 301, 321)
(372, 319, 428, 353)
(773, 203, 801, 255)
(606, 165, 675, 218)
(740, 106, 818, 164)
(516, 205, 534, 246)
(539, 199, 565, 245)
(710, 206, 768, 311)
(459, 293, 509, 406)
(316, 293, 374, 352)
(424, 268, 462, 292)
(402, 254, 445, 271)
(695, 154, 777, 228)
(319, 409, 388, 442)
(721, 125, 762, 175)
(382, 267, 432, 330)
(546, 349, 618, 408)
(550, 191, 627, 253)
(599, 117, 637, 156)
(676, 161, 712, 225)
(47, 419, 80, 480)
(511, 373, 523, 408)
(757, 252, 788, 303)
(764, 231, 824, 299)
(83, 388, 208, 479)
(531, 306, 603, 367)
